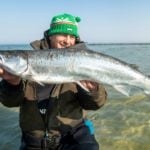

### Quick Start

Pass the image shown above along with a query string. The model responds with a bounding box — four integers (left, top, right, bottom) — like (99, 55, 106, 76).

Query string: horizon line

(1, 42, 150, 45)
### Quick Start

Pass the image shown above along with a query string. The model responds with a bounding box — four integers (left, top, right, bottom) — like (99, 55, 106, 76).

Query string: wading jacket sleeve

(76, 84, 107, 110)
(0, 80, 24, 107)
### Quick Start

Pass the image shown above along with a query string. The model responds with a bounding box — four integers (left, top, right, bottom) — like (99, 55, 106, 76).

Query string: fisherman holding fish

(0, 13, 107, 150)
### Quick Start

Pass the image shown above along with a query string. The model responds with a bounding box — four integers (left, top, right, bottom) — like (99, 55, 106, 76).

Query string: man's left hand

(80, 80, 98, 91)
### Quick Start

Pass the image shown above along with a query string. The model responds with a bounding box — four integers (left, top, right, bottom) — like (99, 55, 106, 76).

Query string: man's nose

(65, 35, 71, 43)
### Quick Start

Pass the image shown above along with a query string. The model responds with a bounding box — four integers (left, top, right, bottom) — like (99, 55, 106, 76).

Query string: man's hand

(0, 68, 21, 85)
(80, 80, 98, 91)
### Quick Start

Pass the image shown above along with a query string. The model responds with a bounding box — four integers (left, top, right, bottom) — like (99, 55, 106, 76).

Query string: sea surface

(0, 44, 150, 150)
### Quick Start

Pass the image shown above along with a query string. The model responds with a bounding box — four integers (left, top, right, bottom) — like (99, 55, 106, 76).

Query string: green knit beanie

(48, 13, 81, 37)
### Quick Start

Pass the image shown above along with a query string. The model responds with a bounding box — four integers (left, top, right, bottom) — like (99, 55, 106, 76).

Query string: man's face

(49, 34, 76, 48)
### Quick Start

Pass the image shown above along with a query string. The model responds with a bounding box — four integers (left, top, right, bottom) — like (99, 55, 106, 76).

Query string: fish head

(0, 53, 27, 76)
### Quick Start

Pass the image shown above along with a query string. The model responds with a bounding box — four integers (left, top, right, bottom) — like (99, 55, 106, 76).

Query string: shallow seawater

(87, 94, 150, 150)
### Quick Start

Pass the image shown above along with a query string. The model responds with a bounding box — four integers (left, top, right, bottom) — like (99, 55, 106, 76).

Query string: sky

(0, 0, 150, 44)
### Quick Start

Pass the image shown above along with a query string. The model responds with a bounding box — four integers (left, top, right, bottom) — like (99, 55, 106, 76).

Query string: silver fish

(0, 48, 150, 96)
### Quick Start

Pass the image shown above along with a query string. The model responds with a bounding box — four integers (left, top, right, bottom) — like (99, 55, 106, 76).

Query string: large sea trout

(0, 48, 150, 96)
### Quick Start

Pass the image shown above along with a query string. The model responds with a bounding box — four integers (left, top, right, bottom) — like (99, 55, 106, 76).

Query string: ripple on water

(87, 94, 150, 150)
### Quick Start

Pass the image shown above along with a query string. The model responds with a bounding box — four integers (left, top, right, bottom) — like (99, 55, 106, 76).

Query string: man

(0, 13, 107, 150)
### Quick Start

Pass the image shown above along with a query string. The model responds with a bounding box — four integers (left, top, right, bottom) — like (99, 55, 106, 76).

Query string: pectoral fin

(113, 84, 130, 96)
(24, 74, 44, 86)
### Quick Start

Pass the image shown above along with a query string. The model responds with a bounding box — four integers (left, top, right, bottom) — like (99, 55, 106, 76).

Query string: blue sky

(0, 0, 150, 44)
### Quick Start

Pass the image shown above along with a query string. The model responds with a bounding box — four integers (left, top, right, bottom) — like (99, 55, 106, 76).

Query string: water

(0, 44, 150, 150)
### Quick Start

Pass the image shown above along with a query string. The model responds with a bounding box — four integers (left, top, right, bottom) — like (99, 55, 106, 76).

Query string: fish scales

(0, 48, 150, 96)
